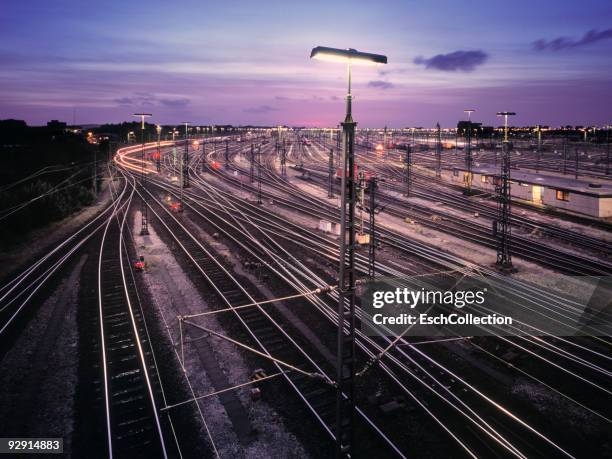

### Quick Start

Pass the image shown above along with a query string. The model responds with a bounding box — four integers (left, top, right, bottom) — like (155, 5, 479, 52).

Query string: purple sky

(1, 0, 611, 127)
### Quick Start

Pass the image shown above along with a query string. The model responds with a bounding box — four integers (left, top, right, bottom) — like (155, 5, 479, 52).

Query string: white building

(443, 167, 612, 219)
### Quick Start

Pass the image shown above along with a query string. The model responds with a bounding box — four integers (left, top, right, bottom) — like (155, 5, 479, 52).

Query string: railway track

(115, 140, 612, 457)
(138, 182, 405, 457)
(96, 179, 169, 458)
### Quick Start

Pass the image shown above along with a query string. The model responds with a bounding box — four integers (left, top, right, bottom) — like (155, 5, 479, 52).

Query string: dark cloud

(330, 95, 339, 101)
(533, 28, 612, 51)
(367, 80, 394, 89)
(413, 50, 488, 72)
(160, 98, 190, 108)
(243, 105, 278, 114)
(275, 95, 290, 100)
(114, 97, 134, 106)
(378, 68, 408, 77)
(113, 94, 189, 108)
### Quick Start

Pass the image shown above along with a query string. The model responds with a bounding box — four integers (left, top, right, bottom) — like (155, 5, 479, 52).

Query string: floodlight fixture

(496, 112, 516, 142)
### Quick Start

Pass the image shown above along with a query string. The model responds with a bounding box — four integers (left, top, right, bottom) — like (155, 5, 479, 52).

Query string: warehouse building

(443, 167, 612, 219)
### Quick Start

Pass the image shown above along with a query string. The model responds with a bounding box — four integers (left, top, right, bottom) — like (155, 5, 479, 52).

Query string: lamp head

(310, 46, 387, 65)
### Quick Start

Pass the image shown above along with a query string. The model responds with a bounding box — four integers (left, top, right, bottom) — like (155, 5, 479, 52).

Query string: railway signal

(311, 45, 387, 458)
(495, 111, 516, 272)
(133, 113, 152, 235)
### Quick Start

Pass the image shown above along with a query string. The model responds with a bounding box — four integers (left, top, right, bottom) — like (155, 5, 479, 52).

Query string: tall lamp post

(310, 46, 387, 458)
(133, 113, 152, 235)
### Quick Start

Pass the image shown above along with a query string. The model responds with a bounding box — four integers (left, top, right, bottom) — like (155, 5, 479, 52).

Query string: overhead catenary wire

(181, 286, 337, 320)
(182, 319, 335, 386)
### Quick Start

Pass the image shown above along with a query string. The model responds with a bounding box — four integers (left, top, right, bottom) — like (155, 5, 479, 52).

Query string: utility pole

(133, 113, 152, 235)
(225, 139, 229, 166)
(435, 122, 442, 178)
(156, 124, 162, 173)
(201, 138, 206, 171)
(328, 148, 334, 198)
(257, 146, 262, 204)
(280, 142, 287, 176)
(93, 143, 97, 195)
(464, 109, 475, 193)
(535, 125, 541, 173)
(171, 129, 178, 167)
(606, 124, 610, 176)
(403, 145, 412, 197)
(575, 147, 579, 179)
(250, 143, 255, 183)
(562, 137, 568, 175)
(366, 177, 380, 279)
(495, 111, 516, 271)
(182, 122, 190, 189)
(299, 135, 304, 168)
(383, 125, 387, 160)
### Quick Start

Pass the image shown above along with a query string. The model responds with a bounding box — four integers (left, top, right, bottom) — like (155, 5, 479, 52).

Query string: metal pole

(250, 143, 255, 183)
(606, 125, 610, 175)
(182, 122, 190, 189)
(367, 177, 378, 279)
(575, 147, 579, 179)
(336, 59, 356, 458)
(464, 110, 475, 193)
(134, 113, 151, 235)
(403, 145, 411, 197)
(257, 146, 262, 204)
(93, 144, 97, 195)
(495, 112, 515, 271)
(536, 125, 541, 173)
(435, 122, 442, 178)
(328, 148, 334, 198)
(563, 137, 568, 175)
(281, 142, 287, 176)
(156, 126, 161, 173)
(202, 138, 206, 171)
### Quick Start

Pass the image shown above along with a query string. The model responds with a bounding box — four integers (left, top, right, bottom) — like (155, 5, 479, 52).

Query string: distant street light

(311, 45, 387, 459)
